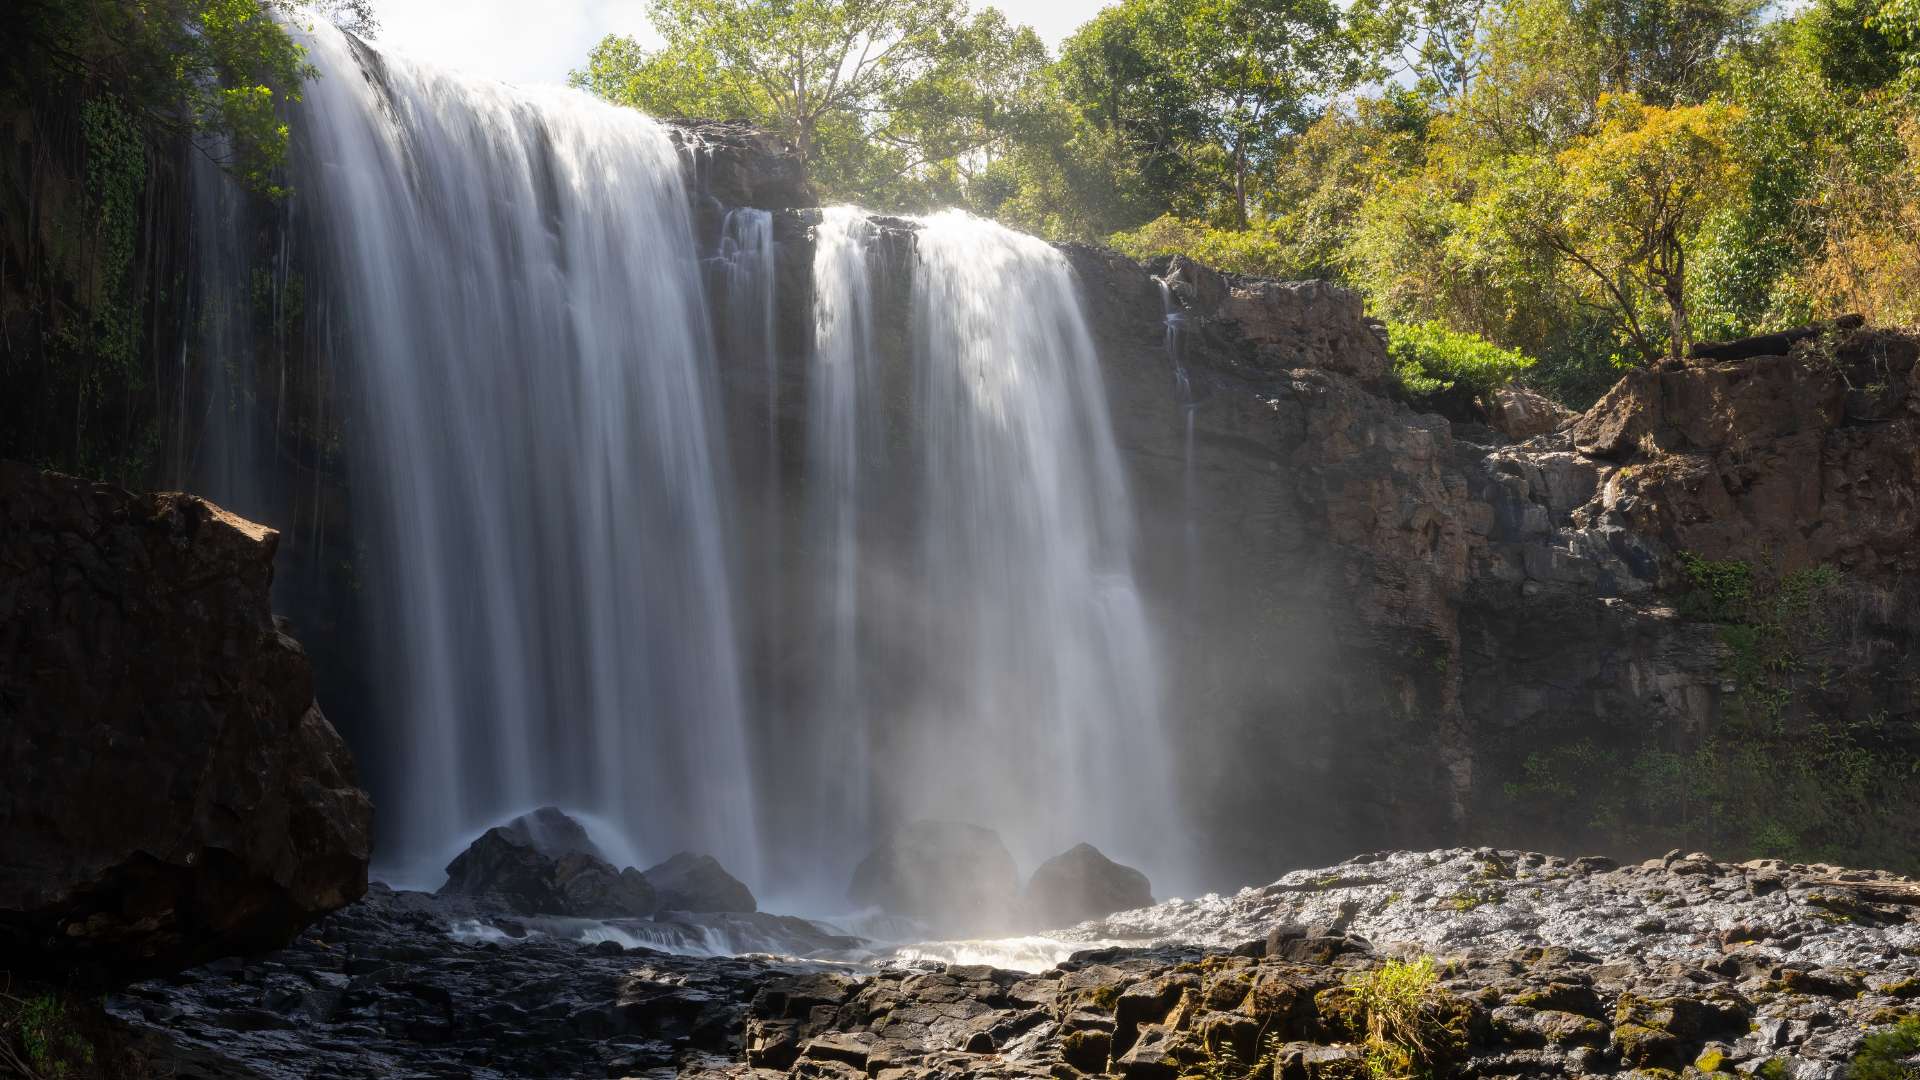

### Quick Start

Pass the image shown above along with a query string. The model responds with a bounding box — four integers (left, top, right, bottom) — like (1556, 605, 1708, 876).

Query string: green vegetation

(1333, 958, 1470, 1079)
(1185, 1032, 1286, 1080)
(1851, 1018, 1920, 1080)
(1, 991, 94, 1079)
(0, 0, 367, 482)
(576, 0, 1920, 410)
(1386, 319, 1536, 397)
(2, 0, 353, 196)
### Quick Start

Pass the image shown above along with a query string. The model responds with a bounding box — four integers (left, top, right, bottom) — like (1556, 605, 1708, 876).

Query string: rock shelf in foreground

(108, 848, 1920, 1078)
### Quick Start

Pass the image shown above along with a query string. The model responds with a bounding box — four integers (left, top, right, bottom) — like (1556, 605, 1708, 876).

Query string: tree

(1182, 0, 1361, 227)
(1053, 0, 1360, 229)
(573, 0, 1027, 202)
(863, 8, 1052, 204)
(1350, 0, 1502, 100)
(1553, 94, 1747, 359)
(1, 0, 317, 193)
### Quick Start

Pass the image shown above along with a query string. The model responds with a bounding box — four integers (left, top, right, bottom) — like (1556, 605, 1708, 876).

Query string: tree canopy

(571, 0, 1919, 404)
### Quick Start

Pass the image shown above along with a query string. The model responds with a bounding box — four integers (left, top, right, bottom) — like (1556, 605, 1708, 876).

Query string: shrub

(1851, 1017, 1920, 1080)
(1385, 320, 1537, 398)
(1108, 214, 1297, 278)
(1336, 957, 1470, 1079)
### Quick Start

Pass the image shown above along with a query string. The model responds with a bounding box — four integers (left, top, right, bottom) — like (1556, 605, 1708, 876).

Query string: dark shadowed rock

(439, 827, 562, 913)
(849, 820, 1019, 933)
(1025, 843, 1153, 928)
(642, 852, 757, 913)
(556, 856, 658, 918)
(0, 464, 372, 984)
(496, 805, 606, 860)
(665, 119, 813, 211)
(439, 813, 658, 918)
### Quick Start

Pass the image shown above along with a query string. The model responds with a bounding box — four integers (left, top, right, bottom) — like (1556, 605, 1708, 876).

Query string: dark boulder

(642, 852, 757, 913)
(848, 820, 1019, 933)
(555, 856, 657, 918)
(1025, 843, 1153, 928)
(0, 464, 372, 984)
(496, 805, 605, 861)
(439, 813, 657, 919)
(440, 828, 565, 913)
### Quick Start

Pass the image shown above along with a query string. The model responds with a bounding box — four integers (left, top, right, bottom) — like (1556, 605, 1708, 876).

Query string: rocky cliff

(1071, 254, 1920, 881)
(715, 211, 1919, 885)
(7, 96, 1913, 890)
(0, 463, 373, 983)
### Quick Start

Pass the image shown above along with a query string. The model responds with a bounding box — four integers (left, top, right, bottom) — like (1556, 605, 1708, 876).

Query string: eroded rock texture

(106, 848, 1920, 1079)
(0, 464, 372, 983)
(1049, 247, 1920, 880)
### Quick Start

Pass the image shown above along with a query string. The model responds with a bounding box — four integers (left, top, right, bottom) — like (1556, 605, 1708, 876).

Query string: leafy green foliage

(4, 0, 323, 196)
(1109, 215, 1296, 276)
(1184, 1032, 1286, 1080)
(1336, 958, 1469, 1080)
(571, 0, 1053, 207)
(1850, 1018, 1920, 1080)
(2, 992, 94, 1079)
(1386, 319, 1536, 396)
(1553, 95, 1748, 359)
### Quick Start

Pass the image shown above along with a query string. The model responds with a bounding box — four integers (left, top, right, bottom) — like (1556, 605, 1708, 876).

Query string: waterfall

(787, 207, 880, 894)
(186, 150, 275, 524)
(800, 209, 1179, 886)
(188, 25, 1184, 902)
(275, 25, 760, 881)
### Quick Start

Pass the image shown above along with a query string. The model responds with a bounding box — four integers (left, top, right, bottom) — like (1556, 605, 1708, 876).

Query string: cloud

(370, 0, 661, 86)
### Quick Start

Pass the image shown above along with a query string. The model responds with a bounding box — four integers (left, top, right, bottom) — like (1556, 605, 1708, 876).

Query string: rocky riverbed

(106, 848, 1920, 1078)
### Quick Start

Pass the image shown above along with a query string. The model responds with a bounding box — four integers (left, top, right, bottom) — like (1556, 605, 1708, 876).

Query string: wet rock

(666, 119, 813, 211)
(849, 820, 1019, 933)
(0, 464, 372, 985)
(496, 805, 606, 860)
(438, 811, 657, 917)
(110, 883, 801, 1078)
(97, 846, 1920, 1079)
(644, 852, 758, 913)
(1025, 843, 1153, 928)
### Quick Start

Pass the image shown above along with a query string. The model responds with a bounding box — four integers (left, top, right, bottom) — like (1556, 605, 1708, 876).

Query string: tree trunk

(1664, 240, 1687, 360)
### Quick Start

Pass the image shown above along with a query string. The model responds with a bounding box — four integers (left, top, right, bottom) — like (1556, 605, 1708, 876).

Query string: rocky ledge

(107, 848, 1920, 1079)
(0, 464, 372, 985)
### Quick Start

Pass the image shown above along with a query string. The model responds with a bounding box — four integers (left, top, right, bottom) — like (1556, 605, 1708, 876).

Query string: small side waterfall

(796, 209, 1180, 886)
(760, 207, 882, 895)
(278, 25, 760, 880)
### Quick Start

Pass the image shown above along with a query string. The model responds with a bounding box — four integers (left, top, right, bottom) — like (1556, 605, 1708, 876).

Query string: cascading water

(265, 25, 760, 880)
(797, 209, 1181, 889)
(781, 207, 881, 895)
(186, 150, 278, 525)
(191, 25, 1185, 905)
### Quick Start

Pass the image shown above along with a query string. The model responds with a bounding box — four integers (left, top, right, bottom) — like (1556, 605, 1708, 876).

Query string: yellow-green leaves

(1554, 94, 1748, 358)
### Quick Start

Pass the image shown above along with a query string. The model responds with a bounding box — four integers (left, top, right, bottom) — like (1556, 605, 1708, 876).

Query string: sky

(370, 1, 1114, 87)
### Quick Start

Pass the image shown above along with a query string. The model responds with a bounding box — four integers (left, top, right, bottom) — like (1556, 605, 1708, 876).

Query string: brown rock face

(0, 463, 372, 984)
(1487, 385, 1575, 441)
(1061, 237, 1920, 877)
